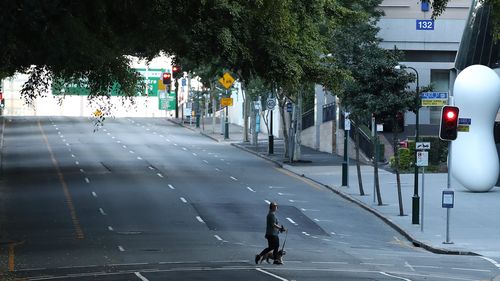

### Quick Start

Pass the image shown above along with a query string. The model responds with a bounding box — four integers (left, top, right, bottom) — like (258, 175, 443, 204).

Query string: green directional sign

(158, 91, 176, 110)
(52, 68, 165, 97)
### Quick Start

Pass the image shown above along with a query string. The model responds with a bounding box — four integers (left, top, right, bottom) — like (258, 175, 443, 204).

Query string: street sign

(416, 19, 434, 30)
(458, 117, 471, 132)
(218, 72, 235, 89)
(416, 151, 429, 167)
(266, 98, 276, 110)
(221, 97, 233, 107)
(420, 91, 448, 106)
(286, 102, 293, 112)
(442, 190, 454, 208)
(416, 142, 431, 150)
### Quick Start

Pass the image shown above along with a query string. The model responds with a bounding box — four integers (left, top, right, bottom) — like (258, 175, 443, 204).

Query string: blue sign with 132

(416, 19, 434, 30)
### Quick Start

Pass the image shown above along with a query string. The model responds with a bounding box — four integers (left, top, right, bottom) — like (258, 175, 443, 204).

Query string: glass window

(430, 70, 450, 124)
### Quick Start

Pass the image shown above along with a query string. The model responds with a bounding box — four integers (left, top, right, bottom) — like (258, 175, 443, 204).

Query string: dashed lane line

(135, 272, 149, 281)
(196, 216, 205, 223)
(246, 186, 256, 192)
(38, 121, 84, 240)
(180, 197, 188, 203)
(168, 184, 175, 190)
(256, 268, 289, 281)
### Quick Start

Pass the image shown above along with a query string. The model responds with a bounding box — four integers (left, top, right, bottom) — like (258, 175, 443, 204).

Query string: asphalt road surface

(0, 116, 498, 281)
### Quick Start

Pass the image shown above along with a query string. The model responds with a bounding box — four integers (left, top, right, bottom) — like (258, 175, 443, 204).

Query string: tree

(328, 1, 415, 210)
(430, 0, 500, 34)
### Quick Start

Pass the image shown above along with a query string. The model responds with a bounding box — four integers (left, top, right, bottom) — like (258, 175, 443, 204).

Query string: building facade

(378, 0, 472, 133)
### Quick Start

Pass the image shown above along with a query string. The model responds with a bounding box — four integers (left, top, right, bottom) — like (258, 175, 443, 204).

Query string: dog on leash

(259, 249, 286, 264)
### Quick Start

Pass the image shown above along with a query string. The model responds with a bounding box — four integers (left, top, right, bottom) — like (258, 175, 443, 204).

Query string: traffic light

(162, 72, 171, 85)
(172, 65, 181, 78)
(439, 105, 459, 141)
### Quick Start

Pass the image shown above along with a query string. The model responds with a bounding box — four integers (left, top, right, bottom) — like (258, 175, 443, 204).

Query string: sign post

(416, 148, 429, 232)
(218, 72, 235, 140)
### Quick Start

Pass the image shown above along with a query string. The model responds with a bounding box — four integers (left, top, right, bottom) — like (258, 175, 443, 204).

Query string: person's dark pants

(259, 234, 280, 260)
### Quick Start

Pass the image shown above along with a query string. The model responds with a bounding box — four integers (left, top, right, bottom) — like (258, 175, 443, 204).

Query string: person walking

(255, 202, 286, 265)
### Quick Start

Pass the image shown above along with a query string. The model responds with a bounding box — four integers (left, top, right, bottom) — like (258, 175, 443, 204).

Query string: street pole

(269, 109, 274, 154)
(224, 90, 229, 139)
(409, 66, 420, 225)
(341, 111, 350, 187)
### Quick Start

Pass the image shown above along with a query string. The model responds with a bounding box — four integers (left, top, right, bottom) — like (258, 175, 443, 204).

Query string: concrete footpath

(170, 117, 500, 259)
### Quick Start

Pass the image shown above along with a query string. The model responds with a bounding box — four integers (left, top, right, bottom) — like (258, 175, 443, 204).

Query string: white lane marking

(215, 168, 221, 172)
(192, 153, 197, 156)
(79, 168, 84, 173)
(301, 208, 320, 212)
(112, 136, 115, 139)
(220, 159, 225, 161)
(278, 192, 294, 196)
(107, 226, 114, 231)
(71, 154, 75, 158)
(451, 267, 491, 272)
(302, 231, 310, 236)
(84, 177, 90, 184)
(362, 263, 392, 266)
(286, 217, 298, 225)
(66, 143, 70, 146)
(180, 197, 187, 203)
(174, 143, 178, 146)
(314, 218, 334, 222)
(182, 147, 187, 151)
(135, 272, 149, 281)
(91, 191, 97, 198)
(122, 145, 127, 149)
(148, 166, 154, 170)
(247, 186, 256, 192)
(117, 140, 121, 144)
(106, 132, 110, 136)
(256, 268, 289, 281)
(196, 216, 205, 223)
(379, 272, 411, 281)
(214, 235, 223, 241)
(103, 129, 107, 132)
(203, 160, 209, 164)
(411, 265, 440, 269)
(480, 256, 500, 269)
(404, 261, 415, 272)
(264, 200, 271, 205)
(166, 138, 171, 142)
(230, 176, 238, 181)
(160, 135, 164, 138)
(289, 199, 307, 203)
(75, 161, 79, 165)
(118, 246, 125, 252)
(137, 156, 143, 160)
(168, 184, 175, 190)
(157, 173, 163, 178)
(269, 186, 286, 189)
(312, 261, 348, 265)
(129, 150, 134, 154)
(99, 208, 107, 215)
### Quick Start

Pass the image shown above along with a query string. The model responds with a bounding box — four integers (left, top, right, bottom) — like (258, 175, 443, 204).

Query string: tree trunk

(293, 90, 302, 161)
(374, 132, 383, 205)
(241, 80, 249, 142)
(393, 115, 404, 216)
(354, 122, 365, 196)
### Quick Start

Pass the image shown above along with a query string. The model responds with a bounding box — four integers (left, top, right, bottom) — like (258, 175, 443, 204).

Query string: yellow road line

(274, 167, 323, 190)
(38, 121, 84, 240)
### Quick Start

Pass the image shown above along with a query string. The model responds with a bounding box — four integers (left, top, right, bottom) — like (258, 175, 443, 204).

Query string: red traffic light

(439, 105, 459, 141)
(162, 72, 172, 84)
(172, 65, 180, 73)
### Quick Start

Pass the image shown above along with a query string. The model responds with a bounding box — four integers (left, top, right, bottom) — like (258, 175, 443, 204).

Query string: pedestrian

(255, 201, 286, 265)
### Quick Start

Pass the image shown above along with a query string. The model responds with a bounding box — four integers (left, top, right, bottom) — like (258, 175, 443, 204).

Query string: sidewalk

(170, 117, 500, 258)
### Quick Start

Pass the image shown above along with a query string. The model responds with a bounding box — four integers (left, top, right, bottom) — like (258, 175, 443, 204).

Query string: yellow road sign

(221, 98, 233, 107)
(219, 72, 235, 89)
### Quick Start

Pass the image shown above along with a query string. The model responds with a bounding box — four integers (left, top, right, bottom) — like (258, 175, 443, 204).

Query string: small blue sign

(286, 102, 293, 113)
(420, 92, 448, 99)
(442, 190, 454, 208)
(458, 118, 471, 125)
(416, 19, 434, 30)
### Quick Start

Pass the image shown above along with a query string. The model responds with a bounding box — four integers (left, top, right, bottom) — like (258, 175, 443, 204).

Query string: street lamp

(395, 64, 420, 225)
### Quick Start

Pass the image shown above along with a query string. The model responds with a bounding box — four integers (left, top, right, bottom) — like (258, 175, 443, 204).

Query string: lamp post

(396, 65, 420, 225)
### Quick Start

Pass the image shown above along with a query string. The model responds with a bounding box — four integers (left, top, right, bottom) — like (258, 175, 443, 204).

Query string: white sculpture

(451, 64, 500, 192)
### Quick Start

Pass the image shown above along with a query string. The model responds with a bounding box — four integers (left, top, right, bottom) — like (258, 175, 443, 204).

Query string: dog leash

(281, 229, 288, 251)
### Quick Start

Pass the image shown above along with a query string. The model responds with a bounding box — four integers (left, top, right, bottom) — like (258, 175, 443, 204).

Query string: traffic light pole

(268, 109, 274, 154)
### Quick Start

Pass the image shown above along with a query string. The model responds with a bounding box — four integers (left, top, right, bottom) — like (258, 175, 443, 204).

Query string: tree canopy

(0, 0, 372, 105)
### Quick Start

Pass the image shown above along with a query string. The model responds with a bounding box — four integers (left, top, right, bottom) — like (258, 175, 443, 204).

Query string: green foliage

(390, 148, 412, 171)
